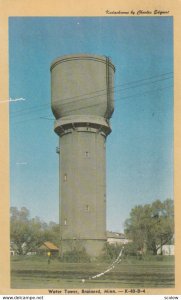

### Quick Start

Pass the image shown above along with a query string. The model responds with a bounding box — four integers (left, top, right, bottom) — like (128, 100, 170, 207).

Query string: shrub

(123, 242, 140, 257)
(98, 242, 124, 262)
(59, 248, 91, 263)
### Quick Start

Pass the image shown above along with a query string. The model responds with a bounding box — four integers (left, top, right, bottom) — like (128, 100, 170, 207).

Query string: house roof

(39, 241, 59, 251)
(107, 231, 125, 239)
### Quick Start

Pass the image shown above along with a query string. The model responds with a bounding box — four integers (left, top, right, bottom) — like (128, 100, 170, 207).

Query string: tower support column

(55, 116, 110, 257)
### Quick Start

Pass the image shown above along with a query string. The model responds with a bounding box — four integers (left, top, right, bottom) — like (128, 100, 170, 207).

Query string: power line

(11, 71, 173, 117)
(40, 117, 54, 120)
(58, 84, 173, 116)
(11, 72, 173, 116)
(12, 78, 173, 123)
(59, 76, 173, 107)
(12, 83, 173, 125)
(11, 76, 173, 123)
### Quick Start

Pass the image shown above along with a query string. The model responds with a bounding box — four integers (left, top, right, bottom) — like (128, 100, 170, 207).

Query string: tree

(10, 207, 45, 254)
(42, 221, 60, 246)
(124, 199, 174, 255)
(100, 242, 123, 262)
(10, 207, 60, 254)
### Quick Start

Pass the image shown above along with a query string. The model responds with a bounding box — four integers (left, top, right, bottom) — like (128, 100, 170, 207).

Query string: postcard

(0, 0, 180, 297)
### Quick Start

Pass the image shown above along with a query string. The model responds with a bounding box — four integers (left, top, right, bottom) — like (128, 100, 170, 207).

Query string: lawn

(11, 255, 175, 289)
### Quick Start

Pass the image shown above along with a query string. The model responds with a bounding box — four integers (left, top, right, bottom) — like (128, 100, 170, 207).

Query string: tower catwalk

(51, 54, 115, 256)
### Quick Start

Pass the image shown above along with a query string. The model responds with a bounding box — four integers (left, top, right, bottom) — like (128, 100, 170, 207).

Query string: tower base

(60, 239, 106, 258)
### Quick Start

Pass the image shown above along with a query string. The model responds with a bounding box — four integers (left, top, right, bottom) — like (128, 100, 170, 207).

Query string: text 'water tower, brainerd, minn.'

(51, 54, 115, 257)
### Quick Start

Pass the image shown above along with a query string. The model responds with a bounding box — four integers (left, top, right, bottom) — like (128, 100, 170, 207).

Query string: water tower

(51, 54, 115, 257)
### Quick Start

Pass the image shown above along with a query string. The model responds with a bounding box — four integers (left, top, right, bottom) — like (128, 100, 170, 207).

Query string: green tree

(10, 207, 45, 254)
(42, 221, 60, 246)
(10, 207, 60, 254)
(124, 199, 174, 255)
(100, 242, 123, 262)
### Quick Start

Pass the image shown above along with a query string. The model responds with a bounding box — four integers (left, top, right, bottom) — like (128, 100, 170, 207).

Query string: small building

(157, 245, 174, 256)
(10, 248, 16, 256)
(26, 251, 37, 256)
(38, 241, 59, 256)
(107, 231, 130, 245)
(10, 242, 18, 256)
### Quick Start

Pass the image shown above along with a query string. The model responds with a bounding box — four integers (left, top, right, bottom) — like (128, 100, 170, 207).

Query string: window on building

(85, 151, 90, 158)
(85, 205, 90, 212)
(64, 219, 67, 225)
(104, 194, 106, 202)
(64, 174, 67, 181)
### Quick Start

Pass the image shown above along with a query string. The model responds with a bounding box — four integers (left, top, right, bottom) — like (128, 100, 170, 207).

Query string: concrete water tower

(51, 54, 115, 257)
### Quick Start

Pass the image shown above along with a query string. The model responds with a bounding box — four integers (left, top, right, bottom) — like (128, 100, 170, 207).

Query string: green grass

(11, 255, 175, 289)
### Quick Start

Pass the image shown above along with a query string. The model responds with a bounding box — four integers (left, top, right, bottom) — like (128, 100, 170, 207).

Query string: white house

(107, 231, 130, 245)
(157, 245, 174, 255)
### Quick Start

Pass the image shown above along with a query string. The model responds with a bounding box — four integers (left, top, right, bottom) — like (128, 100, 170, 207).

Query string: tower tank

(51, 54, 115, 257)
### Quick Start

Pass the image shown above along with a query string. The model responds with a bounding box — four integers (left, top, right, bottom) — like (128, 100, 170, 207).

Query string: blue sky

(9, 17, 173, 232)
